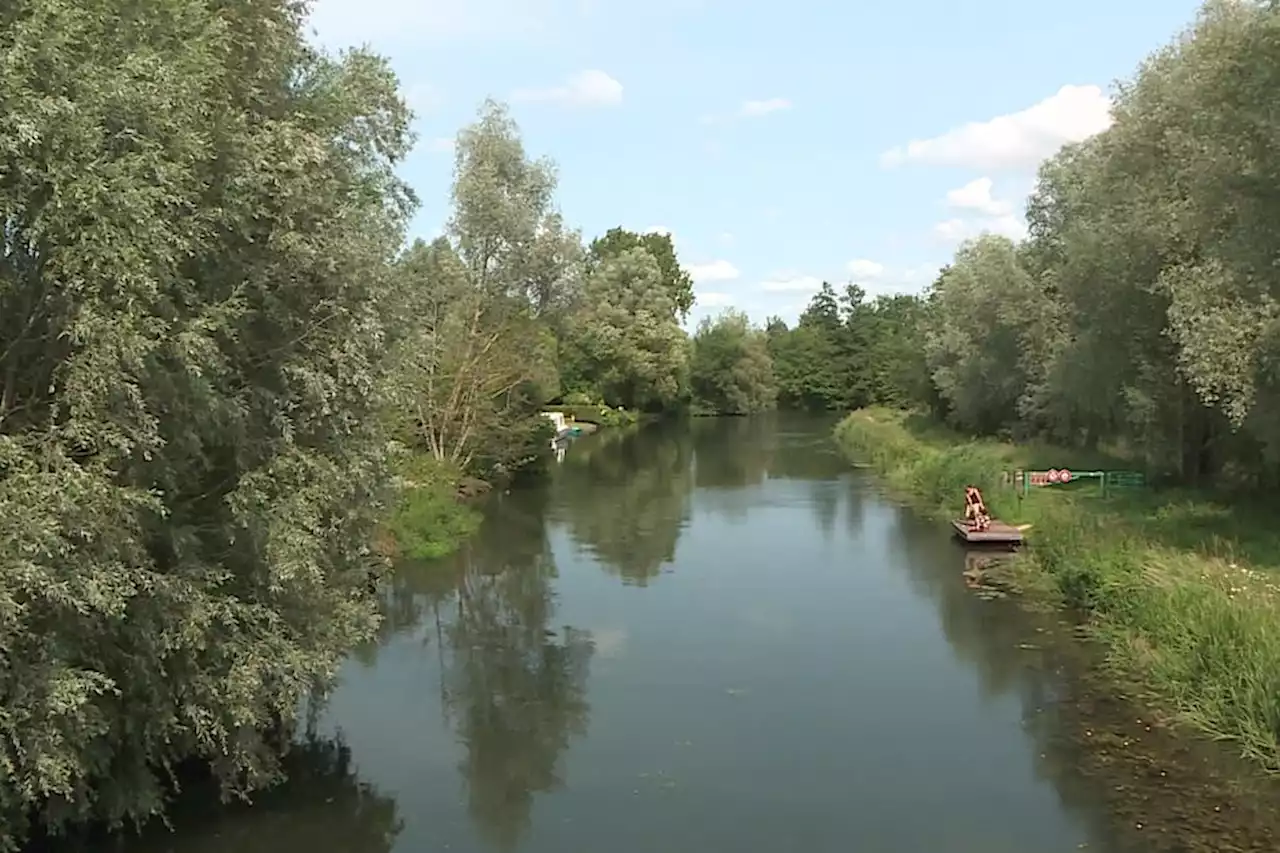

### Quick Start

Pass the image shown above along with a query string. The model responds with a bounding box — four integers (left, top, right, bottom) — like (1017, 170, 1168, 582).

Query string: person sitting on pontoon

(963, 485, 991, 532)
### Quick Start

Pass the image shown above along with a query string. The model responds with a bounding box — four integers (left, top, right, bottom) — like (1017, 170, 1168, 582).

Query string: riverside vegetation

(0, 0, 774, 848)
(835, 411, 1280, 771)
(5, 0, 1280, 848)
(831, 2, 1280, 776)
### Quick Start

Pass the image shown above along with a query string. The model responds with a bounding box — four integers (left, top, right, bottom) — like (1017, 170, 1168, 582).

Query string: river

(101, 413, 1278, 853)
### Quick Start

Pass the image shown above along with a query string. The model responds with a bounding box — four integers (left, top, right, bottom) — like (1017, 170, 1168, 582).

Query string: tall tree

(560, 248, 690, 410)
(689, 309, 777, 414)
(448, 100, 584, 319)
(586, 227, 695, 320)
(389, 237, 551, 473)
(0, 0, 414, 844)
(391, 101, 576, 475)
(925, 235, 1054, 435)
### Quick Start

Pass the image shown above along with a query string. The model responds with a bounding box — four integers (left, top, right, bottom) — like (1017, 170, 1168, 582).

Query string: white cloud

(739, 97, 791, 117)
(511, 69, 623, 107)
(945, 177, 1012, 216)
(933, 215, 1027, 244)
(934, 177, 1026, 246)
(842, 261, 940, 296)
(760, 274, 823, 293)
(687, 259, 740, 282)
(717, 231, 735, 247)
(880, 84, 1112, 171)
(701, 97, 791, 125)
(696, 291, 735, 307)
(846, 258, 885, 280)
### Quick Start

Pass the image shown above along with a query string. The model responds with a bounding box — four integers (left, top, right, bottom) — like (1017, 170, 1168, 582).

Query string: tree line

(737, 0, 1280, 491)
(916, 0, 1280, 488)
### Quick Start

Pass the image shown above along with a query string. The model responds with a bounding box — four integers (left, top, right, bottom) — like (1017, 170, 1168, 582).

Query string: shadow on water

(872, 490, 1280, 853)
(47, 732, 403, 853)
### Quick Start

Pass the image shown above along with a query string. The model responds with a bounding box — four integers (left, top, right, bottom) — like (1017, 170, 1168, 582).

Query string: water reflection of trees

(690, 415, 775, 489)
(881, 505, 1280, 852)
(552, 422, 693, 585)
(689, 414, 845, 532)
(86, 733, 402, 853)
(688, 413, 847, 487)
(426, 492, 594, 850)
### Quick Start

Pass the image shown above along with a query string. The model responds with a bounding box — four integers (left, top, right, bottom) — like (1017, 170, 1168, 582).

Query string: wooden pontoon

(951, 519, 1026, 545)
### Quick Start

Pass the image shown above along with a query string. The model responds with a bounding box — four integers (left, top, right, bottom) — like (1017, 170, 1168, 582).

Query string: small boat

(543, 411, 584, 447)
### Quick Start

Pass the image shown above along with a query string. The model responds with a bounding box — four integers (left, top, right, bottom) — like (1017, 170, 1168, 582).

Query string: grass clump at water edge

(379, 451, 482, 561)
(834, 407, 1280, 772)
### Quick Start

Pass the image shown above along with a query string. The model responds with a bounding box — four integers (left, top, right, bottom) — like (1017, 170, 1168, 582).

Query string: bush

(385, 454, 481, 560)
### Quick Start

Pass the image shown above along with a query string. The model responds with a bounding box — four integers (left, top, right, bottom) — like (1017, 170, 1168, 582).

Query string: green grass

(835, 407, 1280, 771)
(383, 453, 481, 560)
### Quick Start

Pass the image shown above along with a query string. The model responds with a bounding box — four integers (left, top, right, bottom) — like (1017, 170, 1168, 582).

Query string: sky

(305, 0, 1207, 328)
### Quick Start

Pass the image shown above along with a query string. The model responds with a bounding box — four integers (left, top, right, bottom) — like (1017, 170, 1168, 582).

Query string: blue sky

(307, 0, 1205, 328)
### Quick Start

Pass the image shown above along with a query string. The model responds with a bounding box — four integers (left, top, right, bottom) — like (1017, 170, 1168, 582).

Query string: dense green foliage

(586, 228, 695, 320)
(681, 283, 932, 417)
(558, 246, 690, 412)
(688, 310, 775, 415)
(2, 0, 414, 844)
(765, 284, 932, 412)
(0, 0, 696, 847)
(906, 1, 1280, 488)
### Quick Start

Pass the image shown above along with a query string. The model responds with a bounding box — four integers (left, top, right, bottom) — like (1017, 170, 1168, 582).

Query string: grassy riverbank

(380, 453, 483, 561)
(834, 408, 1280, 771)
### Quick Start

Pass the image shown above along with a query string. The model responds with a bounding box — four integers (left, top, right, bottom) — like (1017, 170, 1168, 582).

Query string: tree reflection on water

(551, 421, 693, 586)
(409, 490, 595, 850)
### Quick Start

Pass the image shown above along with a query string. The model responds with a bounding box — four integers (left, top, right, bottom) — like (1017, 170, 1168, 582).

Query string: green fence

(1005, 468, 1145, 497)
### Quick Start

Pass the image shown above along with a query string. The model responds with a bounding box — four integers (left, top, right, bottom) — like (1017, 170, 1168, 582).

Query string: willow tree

(924, 235, 1054, 435)
(560, 247, 690, 410)
(1014, 0, 1280, 480)
(390, 237, 553, 472)
(1112, 0, 1280, 478)
(392, 102, 577, 475)
(689, 309, 777, 414)
(0, 0, 413, 845)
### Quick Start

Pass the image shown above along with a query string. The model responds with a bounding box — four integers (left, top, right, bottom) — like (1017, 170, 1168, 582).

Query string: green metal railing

(1005, 468, 1145, 497)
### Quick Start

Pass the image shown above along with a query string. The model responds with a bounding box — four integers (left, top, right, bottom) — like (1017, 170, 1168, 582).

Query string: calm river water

(99, 414, 1278, 853)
